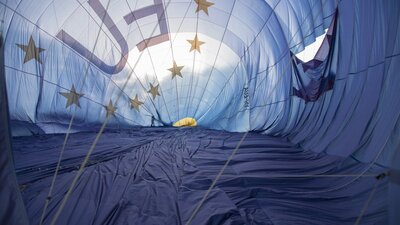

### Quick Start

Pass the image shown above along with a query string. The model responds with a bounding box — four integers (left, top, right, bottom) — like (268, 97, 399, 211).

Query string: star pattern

(59, 85, 84, 108)
(168, 61, 184, 79)
(187, 34, 205, 53)
(130, 94, 144, 111)
(148, 83, 161, 99)
(104, 100, 117, 117)
(16, 36, 45, 64)
(194, 0, 214, 15)
(36, 4, 218, 118)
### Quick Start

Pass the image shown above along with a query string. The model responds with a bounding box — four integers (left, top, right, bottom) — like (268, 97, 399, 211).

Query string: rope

(49, 119, 109, 225)
(48, 1, 176, 224)
(39, 0, 113, 223)
(354, 179, 380, 225)
(186, 1, 337, 223)
(185, 131, 248, 225)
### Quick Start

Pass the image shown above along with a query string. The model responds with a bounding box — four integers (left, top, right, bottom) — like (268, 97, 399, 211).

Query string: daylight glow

(295, 29, 328, 62)
(112, 32, 242, 93)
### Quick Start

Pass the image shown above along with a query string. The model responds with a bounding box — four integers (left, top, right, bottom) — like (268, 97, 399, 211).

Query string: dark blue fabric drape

(0, 35, 29, 225)
(13, 128, 389, 225)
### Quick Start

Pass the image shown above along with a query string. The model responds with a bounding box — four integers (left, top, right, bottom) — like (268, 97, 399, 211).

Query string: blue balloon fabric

(0, 0, 398, 167)
(13, 128, 388, 225)
(0, 0, 399, 224)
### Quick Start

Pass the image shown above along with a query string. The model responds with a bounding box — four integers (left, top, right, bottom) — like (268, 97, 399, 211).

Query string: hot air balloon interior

(0, 0, 399, 224)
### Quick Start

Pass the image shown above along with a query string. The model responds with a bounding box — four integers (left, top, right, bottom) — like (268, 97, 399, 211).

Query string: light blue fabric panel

(285, 0, 400, 169)
(0, 0, 398, 169)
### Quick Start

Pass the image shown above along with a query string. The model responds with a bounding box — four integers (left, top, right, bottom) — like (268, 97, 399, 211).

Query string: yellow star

(168, 61, 184, 79)
(130, 94, 144, 111)
(16, 36, 45, 64)
(104, 100, 117, 117)
(148, 83, 161, 99)
(59, 85, 84, 108)
(195, 0, 214, 15)
(187, 34, 205, 53)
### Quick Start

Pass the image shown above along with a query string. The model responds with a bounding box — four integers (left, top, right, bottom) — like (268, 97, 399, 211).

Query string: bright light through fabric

(0, 0, 399, 224)
(1, 0, 336, 132)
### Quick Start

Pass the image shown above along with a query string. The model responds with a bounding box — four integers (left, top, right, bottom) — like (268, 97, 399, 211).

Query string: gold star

(59, 85, 84, 108)
(195, 0, 214, 15)
(148, 83, 161, 99)
(104, 100, 117, 117)
(130, 94, 144, 111)
(16, 36, 45, 64)
(187, 34, 205, 53)
(168, 61, 184, 79)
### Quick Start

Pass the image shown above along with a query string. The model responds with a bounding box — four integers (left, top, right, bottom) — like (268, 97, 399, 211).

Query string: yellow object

(173, 117, 197, 127)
